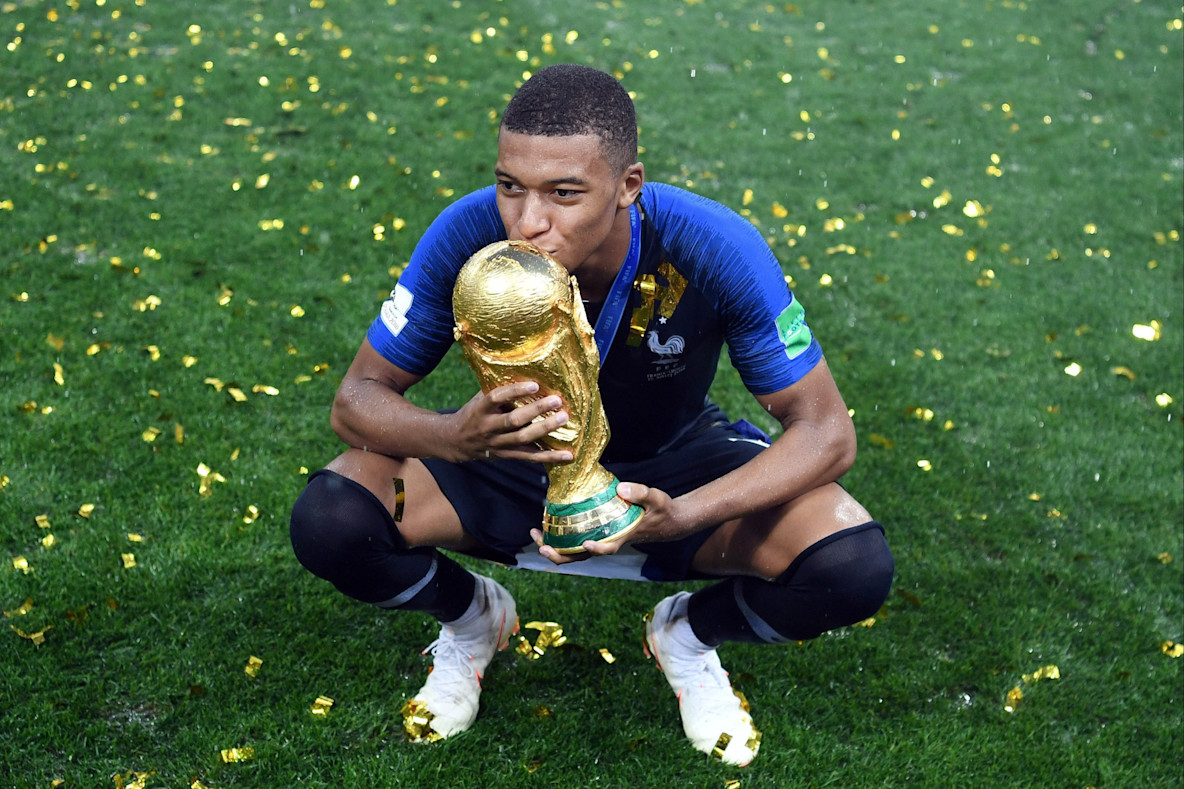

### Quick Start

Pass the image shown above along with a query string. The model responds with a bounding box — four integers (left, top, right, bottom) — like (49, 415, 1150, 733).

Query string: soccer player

(290, 64, 894, 766)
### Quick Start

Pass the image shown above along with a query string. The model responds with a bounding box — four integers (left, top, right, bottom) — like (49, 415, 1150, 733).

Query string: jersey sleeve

(643, 183, 822, 395)
(366, 186, 505, 375)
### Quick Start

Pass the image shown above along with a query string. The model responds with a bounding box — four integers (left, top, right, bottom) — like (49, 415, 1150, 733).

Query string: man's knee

(703, 522, 893, 644)
(289, 469, 405, 591)
(774, 521, 893, 639)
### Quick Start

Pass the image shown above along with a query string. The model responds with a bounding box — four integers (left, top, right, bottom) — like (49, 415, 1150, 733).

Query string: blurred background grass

(1, 1, 1181, 787)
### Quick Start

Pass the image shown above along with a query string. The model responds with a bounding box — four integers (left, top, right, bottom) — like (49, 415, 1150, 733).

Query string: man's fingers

(615, 482, 647, 502)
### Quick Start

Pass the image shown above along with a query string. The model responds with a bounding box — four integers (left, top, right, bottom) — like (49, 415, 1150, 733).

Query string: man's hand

(449, 380, 575, 463)
(530, 481, 690, 565)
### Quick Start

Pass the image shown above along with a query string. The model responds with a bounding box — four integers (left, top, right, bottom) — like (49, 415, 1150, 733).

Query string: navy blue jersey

(368, 182, 822, 462)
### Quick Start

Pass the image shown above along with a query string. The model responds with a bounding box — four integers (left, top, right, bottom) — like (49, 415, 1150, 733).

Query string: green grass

(2, 0, 1181, 787)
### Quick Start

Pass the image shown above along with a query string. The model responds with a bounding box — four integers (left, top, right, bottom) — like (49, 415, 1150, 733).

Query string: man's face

(495, 130, 640, 277)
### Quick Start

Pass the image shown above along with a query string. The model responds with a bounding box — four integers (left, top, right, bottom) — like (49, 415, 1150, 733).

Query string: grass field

(2, 0, 1181, 787)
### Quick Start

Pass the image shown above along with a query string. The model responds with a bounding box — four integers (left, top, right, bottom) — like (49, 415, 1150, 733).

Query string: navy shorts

(422, 410, 771, 582)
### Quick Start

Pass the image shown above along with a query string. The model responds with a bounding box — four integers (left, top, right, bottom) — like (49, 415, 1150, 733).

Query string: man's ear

(617, 162, 645, 208)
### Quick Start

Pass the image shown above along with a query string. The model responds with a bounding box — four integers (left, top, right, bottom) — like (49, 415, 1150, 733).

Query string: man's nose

(517, 194, 550, 239)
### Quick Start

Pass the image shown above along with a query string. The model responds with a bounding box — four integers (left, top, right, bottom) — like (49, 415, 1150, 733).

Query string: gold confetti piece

(1004, 685, 1023, 713)
(1157, 552, 1173, 564)
(112, 770, 154, 789)
(962, 200, 985, 218)
(726, 780, 742, 789)
(1131, 321, 1162, 341)
(128, 533, 144, 543)
(12, 624, 52, 645)
(517, 621, 567, 660)
(220, 747, 255, 763)
(917, 459, 933, 472)
(1161, 641, 1184, 658)
(227, 387, 248, 402)
(244, 655, 263, 677)
(4, 598, 34, 617)
(191, 781, 211, 789)
(869, 433, 895, 449)
(853, 616, 876, 627)
(1064, 362, 1082, 377)
(1022, 665, 1060, 684)
(12, 556, 30, 574)
(712, 732, 733, 760)
(1155, 393, 1173, 407)
(533, 704, 554, 718)
(121, 553, 136, 569)
(0, 475, 8, 489)
(142, 427, 162, 442)
(251, 385, 279, 396)
(1111, 366, 1136, 380)
(401, 698, 444, 742)
(598, 648, 616, 664)
(53, 362, 65, 386)
(310, 695, 334, 715)
(196, 464, 227, 496)
(182, 355, 198, 367)
(133, 295, 162, 312)
(242, 505, 260, 524)
(144, 345, 161, 361)
(254, 174, 270, 189)
(78, 503, 95, 518)
(1028, 493, 1043, 501)
(290, 305, 305, 317)
(35, 514, 51, 529)
(46, 333, 65, 350)
(204, 377, 225, 391)
(174, 424, 184, 444)
(41, 534, 55, 549)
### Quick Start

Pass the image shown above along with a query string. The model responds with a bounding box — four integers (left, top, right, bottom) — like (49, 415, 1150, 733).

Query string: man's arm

(331, 338, 576, 464)
(533, 357, 854, 559)
(654, 357, 855, 538)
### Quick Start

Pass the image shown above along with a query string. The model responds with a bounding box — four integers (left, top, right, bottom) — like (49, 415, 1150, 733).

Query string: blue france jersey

(367, 182, 822, 461)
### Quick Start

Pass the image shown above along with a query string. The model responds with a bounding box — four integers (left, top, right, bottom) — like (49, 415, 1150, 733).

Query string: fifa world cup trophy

(453, 240, 644, 554)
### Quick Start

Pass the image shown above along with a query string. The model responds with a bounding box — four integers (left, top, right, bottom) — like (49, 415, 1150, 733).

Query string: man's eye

(497, 180, 520, 192)
(555, 189, 577, 198)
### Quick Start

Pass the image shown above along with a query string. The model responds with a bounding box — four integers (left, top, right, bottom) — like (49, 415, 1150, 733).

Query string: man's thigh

(324, 448, 480, 553)
(692, 482, 873, 580)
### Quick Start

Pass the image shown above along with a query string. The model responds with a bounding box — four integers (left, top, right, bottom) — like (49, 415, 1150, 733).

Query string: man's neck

(577, 204, 635, 301)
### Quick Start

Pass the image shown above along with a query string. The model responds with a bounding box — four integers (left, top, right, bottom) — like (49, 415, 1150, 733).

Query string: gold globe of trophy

(452, 240, 643, 554)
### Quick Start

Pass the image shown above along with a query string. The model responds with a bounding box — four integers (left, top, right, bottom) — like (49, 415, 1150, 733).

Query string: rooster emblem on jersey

(646, 330, 685, 364)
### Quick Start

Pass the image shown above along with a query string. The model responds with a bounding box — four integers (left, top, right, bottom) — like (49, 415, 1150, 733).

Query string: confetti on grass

(220, 747, 255, 763)
(1004, 664, 1060, 713)
(515, 621, 567, 659)
(244, 655, 263, 677)
(113, 771, 154, 789)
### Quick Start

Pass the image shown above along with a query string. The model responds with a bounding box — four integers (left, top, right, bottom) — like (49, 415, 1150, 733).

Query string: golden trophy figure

(452, 240, 643, 554)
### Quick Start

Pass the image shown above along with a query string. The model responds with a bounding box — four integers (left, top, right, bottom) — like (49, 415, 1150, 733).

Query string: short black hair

(500, 64, 638, 174)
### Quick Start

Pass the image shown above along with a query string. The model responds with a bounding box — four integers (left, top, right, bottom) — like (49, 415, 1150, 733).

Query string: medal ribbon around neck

(591, 201, 641, 366)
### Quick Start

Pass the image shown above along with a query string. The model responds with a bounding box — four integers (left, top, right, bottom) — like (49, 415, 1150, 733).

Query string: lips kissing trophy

(452, 240, 643, 554)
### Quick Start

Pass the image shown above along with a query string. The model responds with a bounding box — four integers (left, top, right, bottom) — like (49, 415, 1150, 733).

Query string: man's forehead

(495, 131, 610, 175)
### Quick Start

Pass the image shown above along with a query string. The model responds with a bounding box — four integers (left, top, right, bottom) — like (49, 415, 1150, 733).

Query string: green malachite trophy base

(542, 476, 644, 554)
